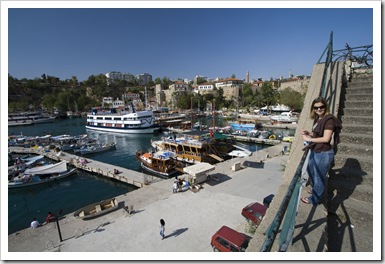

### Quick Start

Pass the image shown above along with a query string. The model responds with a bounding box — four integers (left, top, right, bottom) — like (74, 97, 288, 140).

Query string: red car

(211, 226, 249, 252)
(241, 202, 267, 225)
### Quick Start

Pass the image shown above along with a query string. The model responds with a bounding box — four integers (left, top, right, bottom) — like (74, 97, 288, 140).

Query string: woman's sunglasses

(313, 105, 325, 110)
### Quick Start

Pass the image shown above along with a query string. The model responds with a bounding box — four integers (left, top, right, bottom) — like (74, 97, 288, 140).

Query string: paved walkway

(6, 144, 289, 260)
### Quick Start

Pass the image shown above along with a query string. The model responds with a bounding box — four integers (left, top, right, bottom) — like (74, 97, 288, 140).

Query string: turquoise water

(7, 117, 294, 234)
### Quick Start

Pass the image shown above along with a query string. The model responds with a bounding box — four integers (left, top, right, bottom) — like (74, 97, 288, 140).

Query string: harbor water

(7, 117, 294, 234)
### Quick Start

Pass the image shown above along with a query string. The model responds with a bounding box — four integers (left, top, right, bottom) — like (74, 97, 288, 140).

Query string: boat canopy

(183, 162, 215, 177)
(24, 161, 67, 175)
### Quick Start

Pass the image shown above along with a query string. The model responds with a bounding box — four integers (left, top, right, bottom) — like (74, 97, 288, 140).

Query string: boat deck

(9, 147, 147, 188)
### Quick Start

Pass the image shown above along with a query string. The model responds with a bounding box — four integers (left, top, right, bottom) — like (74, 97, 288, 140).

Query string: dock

(8, 147, 147, 188)
(232, 135, 281, 145)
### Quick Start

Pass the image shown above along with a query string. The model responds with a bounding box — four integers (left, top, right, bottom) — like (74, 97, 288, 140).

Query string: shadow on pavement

(205, 173, 231, 186)
(164, 227, 188, 239)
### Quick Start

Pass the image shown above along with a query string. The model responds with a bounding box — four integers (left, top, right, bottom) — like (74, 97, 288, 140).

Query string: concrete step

(343, 100, 373, 109)
(344, 93, 373, 101)
(328, 178, 373, 204)
(337, 142, 373, 158)
(345, 87, 373, 94)
(350, 74, 373, 82)
(333, 153, 373, 174)
(340, 123, 372, 135)
(327, 199, 373, 252)
(329, 166, 372, 186)
(341, 108, 373, 117)
(339, 132, 373, 146)
(341, 116, 372, 126)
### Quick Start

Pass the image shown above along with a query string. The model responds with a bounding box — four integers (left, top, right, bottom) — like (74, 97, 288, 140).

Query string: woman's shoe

(301, 197, 311, 204)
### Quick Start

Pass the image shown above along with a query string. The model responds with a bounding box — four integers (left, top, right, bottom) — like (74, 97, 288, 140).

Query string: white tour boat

(85, 106, 160, 134)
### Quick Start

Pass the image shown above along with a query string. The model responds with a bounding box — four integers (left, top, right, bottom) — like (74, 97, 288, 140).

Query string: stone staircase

(327, 72, 373, 252)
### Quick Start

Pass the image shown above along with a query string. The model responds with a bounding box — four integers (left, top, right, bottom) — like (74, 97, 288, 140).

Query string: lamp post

(55, 215, 63, 242)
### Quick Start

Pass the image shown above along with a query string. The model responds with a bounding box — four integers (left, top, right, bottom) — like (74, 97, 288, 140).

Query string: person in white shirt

(30, 218, 40, 228)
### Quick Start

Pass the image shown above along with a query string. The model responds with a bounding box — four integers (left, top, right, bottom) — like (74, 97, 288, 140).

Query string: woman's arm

(302, 129, 333, 143)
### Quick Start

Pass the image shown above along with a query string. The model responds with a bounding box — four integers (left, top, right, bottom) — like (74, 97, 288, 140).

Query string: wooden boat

(73, 198, 119, 220)
(135, 150, 179, 178)
(150, 131, 246, 165)
(8, 161, 76, 188)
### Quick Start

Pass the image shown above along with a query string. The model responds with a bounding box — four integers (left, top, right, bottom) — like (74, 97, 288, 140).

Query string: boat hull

(73, 198, 119, 220)
(85, 125, 159, 134)
(8, 168, 77, 189)
(140, 162, 178, 178)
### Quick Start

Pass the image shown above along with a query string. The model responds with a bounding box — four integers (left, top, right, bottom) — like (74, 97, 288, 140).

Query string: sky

(3, 1, 377, 82)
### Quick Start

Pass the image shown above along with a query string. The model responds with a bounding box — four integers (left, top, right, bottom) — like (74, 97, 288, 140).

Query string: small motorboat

(74, 142, 116, 155)
(8, 161, 76, 188)
(73, 198, 119, 220)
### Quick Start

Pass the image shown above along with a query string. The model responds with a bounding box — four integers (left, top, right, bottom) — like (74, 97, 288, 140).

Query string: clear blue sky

(6, 3, 375, 82)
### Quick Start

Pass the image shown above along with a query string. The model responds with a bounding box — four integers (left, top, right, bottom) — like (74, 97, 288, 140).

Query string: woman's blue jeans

(307, 149, 335, 205)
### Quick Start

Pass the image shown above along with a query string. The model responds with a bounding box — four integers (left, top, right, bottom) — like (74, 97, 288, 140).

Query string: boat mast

(144, 86, 148, 110)
(190, 97, 193, 130)
(213, 99, 215, 130)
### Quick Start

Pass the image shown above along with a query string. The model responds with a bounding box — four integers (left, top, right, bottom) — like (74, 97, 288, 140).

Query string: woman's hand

(302, 134, 312, 141)
(301, 130, 309, 135)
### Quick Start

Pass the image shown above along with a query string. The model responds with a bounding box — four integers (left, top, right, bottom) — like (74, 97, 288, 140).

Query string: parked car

(211, 226, 249, 252)
(241, 202, 268, 225)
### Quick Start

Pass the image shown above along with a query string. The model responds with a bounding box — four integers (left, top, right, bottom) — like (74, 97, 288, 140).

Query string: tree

(196, 76, 206, 85)
(279, 87, 305, 111)
(260, 82, 278, 110)
(162, 77, 172, 88)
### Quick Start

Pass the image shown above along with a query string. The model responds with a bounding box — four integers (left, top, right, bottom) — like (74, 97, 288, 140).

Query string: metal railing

(259, 31, 373, 252)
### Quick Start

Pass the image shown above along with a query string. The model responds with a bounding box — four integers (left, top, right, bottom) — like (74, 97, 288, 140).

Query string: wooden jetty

(9, 147, 147, 188)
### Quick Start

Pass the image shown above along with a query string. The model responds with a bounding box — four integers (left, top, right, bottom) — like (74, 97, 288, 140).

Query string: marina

(7, 117, 294, 235)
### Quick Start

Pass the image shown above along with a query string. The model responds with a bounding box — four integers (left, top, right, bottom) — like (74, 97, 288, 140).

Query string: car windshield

(253, 212, 263, 220)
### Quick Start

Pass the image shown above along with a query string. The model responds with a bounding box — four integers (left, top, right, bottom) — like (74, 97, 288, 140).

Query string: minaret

(246, 71, 249, 83)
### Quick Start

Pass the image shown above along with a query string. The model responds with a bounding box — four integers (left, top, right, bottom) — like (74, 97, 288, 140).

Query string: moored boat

(73, 198, 119, 220)
(8, 111, 55, 126)
(135, 149, 179, 178)
(8, 161, 76, 188)
(150, 131, 249, 165)
(74, 142, 116, 155)
(270, 112, 298, 123)
(85, 105, 160, 134)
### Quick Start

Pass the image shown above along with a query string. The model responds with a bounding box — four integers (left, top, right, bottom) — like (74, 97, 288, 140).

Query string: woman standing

(301, 97, 342, 205)
(159, 219, 165, 240)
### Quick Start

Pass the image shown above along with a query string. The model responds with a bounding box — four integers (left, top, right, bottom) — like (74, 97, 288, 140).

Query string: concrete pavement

(6, 143, 289, 260)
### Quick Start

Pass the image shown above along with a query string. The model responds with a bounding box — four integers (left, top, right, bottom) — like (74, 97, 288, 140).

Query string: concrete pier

(8, 147, 146, 188)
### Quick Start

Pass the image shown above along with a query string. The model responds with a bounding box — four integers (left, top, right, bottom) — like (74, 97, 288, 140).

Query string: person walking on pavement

(159, 219, 165, 240)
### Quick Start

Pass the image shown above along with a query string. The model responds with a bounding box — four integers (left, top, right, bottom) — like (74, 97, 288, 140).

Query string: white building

(136, 73, 152, 85)
(105, 71, 135, 85)
(196, 82, 215, 94)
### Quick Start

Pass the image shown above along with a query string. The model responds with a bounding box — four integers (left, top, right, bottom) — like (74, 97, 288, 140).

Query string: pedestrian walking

(301, 97, 342, 205)
(159, 219, 165, 240)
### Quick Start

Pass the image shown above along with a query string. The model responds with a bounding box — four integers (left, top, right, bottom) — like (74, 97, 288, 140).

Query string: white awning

(183, 162, 215, 177)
